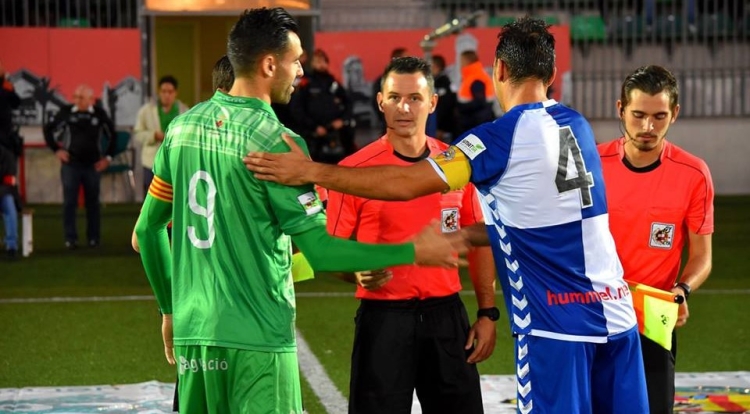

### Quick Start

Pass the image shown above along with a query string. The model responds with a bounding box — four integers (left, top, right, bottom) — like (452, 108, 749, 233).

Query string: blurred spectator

(0, 59, 21, 259)
(0, 59, 21, 157)
(695, 0, 744, 21)
(43, 85, 116, 249)
(431, 54, 457, 143)
(371, 47, 407, 134)
(599, 0, 654, 25)
(212, 55, 234, 93)
(456, 50, 494, 136)
(290, 49, 355, 164)
(0, 145, 19, 259)
(134, 75, 188, 196)
(273, 49, 307, 129)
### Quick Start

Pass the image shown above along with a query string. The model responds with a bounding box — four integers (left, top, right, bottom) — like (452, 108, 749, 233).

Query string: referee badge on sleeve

(649, 222, 675, 249)
(441, 208, 459, 233)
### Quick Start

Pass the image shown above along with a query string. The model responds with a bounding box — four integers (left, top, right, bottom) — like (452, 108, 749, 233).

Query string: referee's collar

(211, 90, 277, 121)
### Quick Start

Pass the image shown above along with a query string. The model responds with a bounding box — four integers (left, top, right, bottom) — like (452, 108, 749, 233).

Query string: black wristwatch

(477, 307, 500, 321)
(675, 282, 692, 301)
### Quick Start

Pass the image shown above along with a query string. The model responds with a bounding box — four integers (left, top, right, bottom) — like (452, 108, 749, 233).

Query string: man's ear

(377, 91, 384, 112)
(493, 59, 504, 83)
(262, 55, 276, 78)
(547, 67, 557, 88)
(671, 104, 680, 124)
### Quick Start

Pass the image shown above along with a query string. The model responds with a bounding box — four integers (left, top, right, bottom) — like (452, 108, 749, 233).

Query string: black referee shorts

(348, 293, 484, 414)
(640, 331, 677, 414)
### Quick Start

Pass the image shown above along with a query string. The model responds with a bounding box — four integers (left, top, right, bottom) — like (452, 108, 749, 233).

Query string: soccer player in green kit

(133, 7, 462, 413)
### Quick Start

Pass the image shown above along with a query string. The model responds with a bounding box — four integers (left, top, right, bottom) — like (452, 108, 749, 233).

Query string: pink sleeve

(687, 161, 714, 235)
(326, 189, 360, 239)
(459, 183, 484, 227)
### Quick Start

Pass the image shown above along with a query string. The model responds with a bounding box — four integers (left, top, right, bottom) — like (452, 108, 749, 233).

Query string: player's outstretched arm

(244, 134, 449, 201)
(291, 222, 465, 272)
(463, 223, 492, 247)
(445, 223, 492, 249)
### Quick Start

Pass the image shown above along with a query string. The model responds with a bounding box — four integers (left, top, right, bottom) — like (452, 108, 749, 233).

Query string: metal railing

(319, 0, 750, 118)
(319, 0, 438, 31)
(4, 0, 748, 118)
(563, 0, 750, 118)
(0, 0, 139, 28)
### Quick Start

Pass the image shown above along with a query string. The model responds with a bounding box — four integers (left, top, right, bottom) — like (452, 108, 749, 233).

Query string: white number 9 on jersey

(188, 170, 217, 249)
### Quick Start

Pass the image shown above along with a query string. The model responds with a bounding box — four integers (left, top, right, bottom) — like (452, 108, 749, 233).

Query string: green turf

(1, 197, 749, 413)
(0, 301, 174, 386)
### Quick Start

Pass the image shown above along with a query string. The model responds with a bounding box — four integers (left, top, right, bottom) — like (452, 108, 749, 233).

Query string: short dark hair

(620, 65, 679, 111)
(380, 56, 434, 94)
(227, 7, 299, 78)
(390, 48, 407, 59)
(495, 16, 555, 85)
(312, 49, 329, 64)
(159, 75, 178, 89)
(212, 55, 234, 92)
(432, 55, 446, 72)
(460, 50, 479, 63)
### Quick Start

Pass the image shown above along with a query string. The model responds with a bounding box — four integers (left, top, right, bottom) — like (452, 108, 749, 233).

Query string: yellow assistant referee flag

(628, 282, 681, 350)
(292, 252, 315, 283)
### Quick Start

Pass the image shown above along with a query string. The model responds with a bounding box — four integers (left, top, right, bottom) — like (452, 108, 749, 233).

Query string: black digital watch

(477, 307, 500, 321)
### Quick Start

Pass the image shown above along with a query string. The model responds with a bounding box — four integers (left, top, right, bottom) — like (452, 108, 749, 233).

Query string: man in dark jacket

(0, 60, 21, 259)
(0, 145, 19, 259)
(44, 84, 116, 249)
(290, 49, 355, 164)
(0, 60, 21, 156)
(431, 55, 457, 143)
(456, 50, 495, 136)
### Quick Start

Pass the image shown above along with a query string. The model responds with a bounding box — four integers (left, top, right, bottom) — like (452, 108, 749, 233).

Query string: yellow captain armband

(431, 146, 472, 191)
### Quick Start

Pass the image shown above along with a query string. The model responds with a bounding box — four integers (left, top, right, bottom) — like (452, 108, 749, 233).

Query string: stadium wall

(590, 118, 750, 195)
(0, 27, 141, 127)
(17, 115, 750, 203)
(2, 26, 748, 200)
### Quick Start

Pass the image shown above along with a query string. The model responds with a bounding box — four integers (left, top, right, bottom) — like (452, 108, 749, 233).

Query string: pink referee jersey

(598, 138, 714, 291)
(327, 136, 484, 300)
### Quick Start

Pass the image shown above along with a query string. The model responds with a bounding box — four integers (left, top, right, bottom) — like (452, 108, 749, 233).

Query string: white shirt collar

(72, 105, 94, 113)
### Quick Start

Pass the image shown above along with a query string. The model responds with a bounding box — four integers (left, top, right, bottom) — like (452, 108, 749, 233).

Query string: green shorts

(174, 345, 302, 414)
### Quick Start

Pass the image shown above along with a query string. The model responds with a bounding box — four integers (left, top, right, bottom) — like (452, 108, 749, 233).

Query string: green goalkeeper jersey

(152, 91, 326, 353)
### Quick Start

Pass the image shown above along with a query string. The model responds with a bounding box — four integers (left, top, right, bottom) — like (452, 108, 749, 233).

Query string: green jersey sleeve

(136, 130, 174, 314)
(264, 133, 327, 236)
(135, 195, 173, 314)
(152, 132, 172, 184)
(292, 226, 415, 272)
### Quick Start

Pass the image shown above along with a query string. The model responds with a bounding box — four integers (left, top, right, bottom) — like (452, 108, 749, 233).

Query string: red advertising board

(0, 28, 140, 101)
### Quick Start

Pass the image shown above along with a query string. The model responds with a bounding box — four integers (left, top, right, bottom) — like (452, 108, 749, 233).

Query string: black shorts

(348, 293, 484, 414)
(640, 331, 677, 414)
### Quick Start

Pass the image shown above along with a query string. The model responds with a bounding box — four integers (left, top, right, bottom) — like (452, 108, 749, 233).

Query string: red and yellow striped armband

(148, 175, 173, 203)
